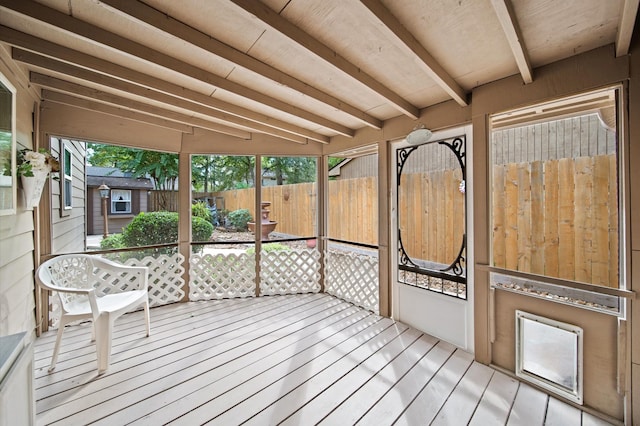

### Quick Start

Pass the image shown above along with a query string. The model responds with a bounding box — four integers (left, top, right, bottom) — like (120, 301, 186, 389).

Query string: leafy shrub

(191, 202, 212, 224)
(192, 216, 214, 243)
(100, 233, 125, 250)
(228, 208, 252, 231)
(116, 211, 213, 256)
(122, 211, 178, 247)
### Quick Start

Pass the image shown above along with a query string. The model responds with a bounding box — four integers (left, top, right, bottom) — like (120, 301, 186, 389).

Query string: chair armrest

(35, 276, 94, 295)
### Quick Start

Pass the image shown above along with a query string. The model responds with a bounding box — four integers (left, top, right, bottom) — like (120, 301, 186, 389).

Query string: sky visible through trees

(88, 143, 323, 191)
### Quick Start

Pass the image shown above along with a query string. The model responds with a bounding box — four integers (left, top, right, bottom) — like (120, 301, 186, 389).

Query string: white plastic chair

(36, 254, 150, 373)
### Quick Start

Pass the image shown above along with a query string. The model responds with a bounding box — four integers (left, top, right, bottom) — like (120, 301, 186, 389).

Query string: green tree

(262, 157, 316, 185)
(191, 155, 219, 192)
(88, 143, 179, 190)
(328, 157, 343, 169)
(224, 155, 255, 189)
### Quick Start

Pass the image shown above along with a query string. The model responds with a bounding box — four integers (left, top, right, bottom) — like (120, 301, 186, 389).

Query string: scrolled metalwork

(396, 134, 467, 297)
(437, 137, 466, 178)
(397, 230, 419, 269)
(439, 234, 466, 277)
(396, 146, 419, 183)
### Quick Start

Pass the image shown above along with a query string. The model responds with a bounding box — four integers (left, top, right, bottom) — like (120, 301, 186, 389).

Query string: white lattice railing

(325, 250, 379, 314)
(125, 253, 185, 306)
(48, 252, 185, 327)
(48, 247, 377, 326)
(260, 248, 321, 296)
(190, 253, 256, 300)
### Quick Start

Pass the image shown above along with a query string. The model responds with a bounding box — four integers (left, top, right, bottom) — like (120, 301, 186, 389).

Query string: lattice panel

(260, 249, 321, 295)
(125, 253, 185, 306)
(190, 253, 256, 300)
(325, 250, 379, 314)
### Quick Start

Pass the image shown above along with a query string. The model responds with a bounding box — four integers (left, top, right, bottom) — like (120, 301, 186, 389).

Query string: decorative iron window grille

(396, 135, 467, 299)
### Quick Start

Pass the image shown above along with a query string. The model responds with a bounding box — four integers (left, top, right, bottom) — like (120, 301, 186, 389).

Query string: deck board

(429, 361, 494, 425)
(39, 295, 329, 420)
(278, 327, 425, 425)
(507, 382, 549, 426)
(393, 348, 474, 425)
(468, 370, 520, 425)
(178, 318, 398, 425)
(32, 294, 616, 425)
(133, 313, 385, 424)
(318, 333, 439, 425)
(356, 341, 459, 424)
(545, 397, 583, 425)
(242, 326, 423, 425)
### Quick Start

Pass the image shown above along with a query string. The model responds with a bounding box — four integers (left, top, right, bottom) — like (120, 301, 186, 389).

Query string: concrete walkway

(87, 235, 103, 249)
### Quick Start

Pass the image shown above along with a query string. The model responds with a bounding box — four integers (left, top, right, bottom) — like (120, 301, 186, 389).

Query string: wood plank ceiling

(0, 0, 637, 147)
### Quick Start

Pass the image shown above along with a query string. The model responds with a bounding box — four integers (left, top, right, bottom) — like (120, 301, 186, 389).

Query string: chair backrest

(38, 254, 146, 316)
(39, 255, 95, 289)
(37, 255, 98, 313)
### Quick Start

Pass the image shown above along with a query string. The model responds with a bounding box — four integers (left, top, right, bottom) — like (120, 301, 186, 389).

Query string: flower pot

(21, 170, 49, 210)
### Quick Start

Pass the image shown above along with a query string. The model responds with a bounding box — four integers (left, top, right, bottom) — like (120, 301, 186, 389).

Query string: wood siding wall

(333, 155, 378, 179)
(492, 114, 616, 164)
(50, 138, 86, 253)
(0, 50, 38, 338)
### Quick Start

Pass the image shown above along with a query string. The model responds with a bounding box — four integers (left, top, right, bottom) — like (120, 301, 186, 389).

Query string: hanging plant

(3, 148, 60, 210)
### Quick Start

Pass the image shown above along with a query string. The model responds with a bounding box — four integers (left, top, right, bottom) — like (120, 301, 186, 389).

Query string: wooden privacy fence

(148, 190, 179, 212)
(327, 177, 377, 244)
(209, 178, 378, 244)
(398, 169, 465, 266)
(492, 154, 618, 288)
(150, 180, 380, 244)
(212, 184, 315, 239)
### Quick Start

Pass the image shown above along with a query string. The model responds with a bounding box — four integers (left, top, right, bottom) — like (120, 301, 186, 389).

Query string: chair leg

(49, 319, 69, 372)
(143, 299, 151, 337)
(94, 312, 113, 374)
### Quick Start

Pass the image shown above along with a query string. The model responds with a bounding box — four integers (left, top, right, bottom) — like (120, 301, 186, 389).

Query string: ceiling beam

(13, 49, 314, 144)
(41, 90, 194, 134)
(616, 0, 640, 57)
(0, 0, 364, 134)
(358, 0, 468, 107)
(0, 25, 332, 143)
(31, 73, 288, 141)
(229, 0, 420, 120)
(100, 0, 389, 128)
(489, 0, 533, 84)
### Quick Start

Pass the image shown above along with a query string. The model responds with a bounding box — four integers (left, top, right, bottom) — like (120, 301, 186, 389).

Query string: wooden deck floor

(34, 293, 614, 425)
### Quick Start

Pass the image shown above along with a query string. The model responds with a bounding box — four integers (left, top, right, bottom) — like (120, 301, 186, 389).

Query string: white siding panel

(50, 138, 86, 254)
(0, 46, 39, 339)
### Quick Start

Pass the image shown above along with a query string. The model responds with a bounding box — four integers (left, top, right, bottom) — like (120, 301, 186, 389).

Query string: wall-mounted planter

(21, 170, 49, 210)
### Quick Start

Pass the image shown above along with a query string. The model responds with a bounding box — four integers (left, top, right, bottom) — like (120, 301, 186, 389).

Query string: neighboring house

(329, 156, 377, 180)
(87, 166, 153, 236)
